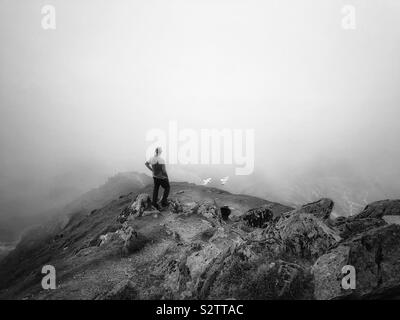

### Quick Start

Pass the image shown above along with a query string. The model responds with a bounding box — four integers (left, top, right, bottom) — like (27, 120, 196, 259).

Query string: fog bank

(1, 0, 400, 240)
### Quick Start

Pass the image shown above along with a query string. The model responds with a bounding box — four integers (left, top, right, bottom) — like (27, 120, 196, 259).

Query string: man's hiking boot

(161, 201, 169, 208)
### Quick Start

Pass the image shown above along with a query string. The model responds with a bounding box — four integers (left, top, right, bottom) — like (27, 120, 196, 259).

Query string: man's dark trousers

(153, 177, 170, 207)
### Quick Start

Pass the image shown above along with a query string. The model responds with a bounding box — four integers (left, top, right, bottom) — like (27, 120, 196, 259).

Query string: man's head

(155, 147, 162, 156)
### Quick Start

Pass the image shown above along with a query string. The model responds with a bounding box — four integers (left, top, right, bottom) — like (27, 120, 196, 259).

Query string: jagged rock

(169, 199, 183, 213)
(312, 224, 400, 299)
(117, 193, 152, 223)
(242, 207, 274, 228)
(276, 213, 341, 261)
(117, 223, 136, 241)
(332, 217, 386, 240)
(311, 245, 351, 300)
(99, 232, 119, 246)
(182, 202, 200, 216)
(117, 207, 132, 224)
(161, 257, 191, 299)
(186, 244, 222, 281)
(245, 222, 283, 255)
(99, 280, 138, 300)
(116, 224, 147, 256)
(94, 223, 144, 256)
(131, 193, 153, 215)
(88, 224, 121, 247)
(270, 260, 311, 299)
(208, 253, 312, 299)
(197, 201, 218, 220)
(228, 208, 243, 222)
(196, 247, 234, 299)
(328, 199, 400, 240)
(356, 200, 400, 219)
(6, 175, 400, 301)
(298, 198, 334, 220)
(181, 228, 242, 298)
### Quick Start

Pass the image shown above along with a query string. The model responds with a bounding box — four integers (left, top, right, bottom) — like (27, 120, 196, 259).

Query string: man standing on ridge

(145, 147, 170, 210)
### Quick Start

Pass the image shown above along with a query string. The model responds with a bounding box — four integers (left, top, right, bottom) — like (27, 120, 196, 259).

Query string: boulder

(197, 201, 218, 220)
(169, 199, 183, 213)
(276, 213, 340, 261)
(331, 217, 386, 240)
(182, 202, 200, 216)
(356, 200, 400, 220)
(312, 224, 400, 299)
(311, 245, 352, 300)
(328, 199, 400, 240)
(269, 260, 311, 299)
(242, 207, 274, 228)
(117, 224, 147, 255)
(132, 193, 153, 214)
(99, 232, 119, 246)
(186, 244, 222, 281)
(298, 198, 334, 220)
(208, 254, 312, 299)
(117, 193, 152, 223)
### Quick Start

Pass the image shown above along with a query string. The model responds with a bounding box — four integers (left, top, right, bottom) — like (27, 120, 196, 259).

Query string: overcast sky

(1, 0, 400, 229)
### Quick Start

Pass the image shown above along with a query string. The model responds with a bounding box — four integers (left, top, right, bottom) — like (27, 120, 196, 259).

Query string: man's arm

(145, 161, 153, 172)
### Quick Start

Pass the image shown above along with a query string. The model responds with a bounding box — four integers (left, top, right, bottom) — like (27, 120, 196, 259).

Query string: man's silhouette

(145, 147, 170, 209)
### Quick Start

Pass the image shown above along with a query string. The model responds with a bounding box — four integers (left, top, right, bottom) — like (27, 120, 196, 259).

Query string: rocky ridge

(0, 181, 399, 300)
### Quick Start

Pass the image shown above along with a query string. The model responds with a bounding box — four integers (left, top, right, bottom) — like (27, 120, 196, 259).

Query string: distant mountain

(0, 172, 152, 272)
(0, 171, 153, 242)
(61, 172, 152, 217)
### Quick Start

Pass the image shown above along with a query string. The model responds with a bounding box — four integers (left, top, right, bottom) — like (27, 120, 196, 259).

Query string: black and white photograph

(1, 0, 400, 310)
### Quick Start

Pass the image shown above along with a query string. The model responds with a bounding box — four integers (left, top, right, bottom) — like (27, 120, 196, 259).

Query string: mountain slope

(0, 182, 292, 299)
(1, 178, 400, 300)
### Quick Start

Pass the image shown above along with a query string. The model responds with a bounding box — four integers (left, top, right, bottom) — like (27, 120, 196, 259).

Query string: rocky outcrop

(158, 196, 400, 300)
(329, 200, 400, 240)
(239, 199, 340, 262)
(242, 207, 274, 228)
(298, 198, 334, 220)
(93, 221, 146, 257)
(118, 193, 153, 223)
(2, 177, 400, 301)
(276, 212, 340, 261)
(97, 280, 138, 300)
(196, 201, 218, 220)
(331, 217, 386, 240)
(311, 245, 351, 300)
(356, 200, 400, 219)
(208, 253, 312, 299)
(312, 224, 400, 299)
(119, 224, 147, 256)
(169, 199, 184, 213)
